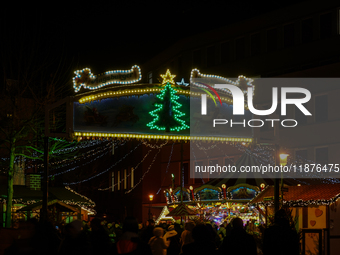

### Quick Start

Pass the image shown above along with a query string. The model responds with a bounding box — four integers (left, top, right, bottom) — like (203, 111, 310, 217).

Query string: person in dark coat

(113, 216, 152, 255)
(164, 225, 180, 255)
(89, 218, 112, 255)
(262, 209, 300, 255)
(218, 217, 257, 255)
(140, 219, 155, 245)
(182, 224, 217, 255)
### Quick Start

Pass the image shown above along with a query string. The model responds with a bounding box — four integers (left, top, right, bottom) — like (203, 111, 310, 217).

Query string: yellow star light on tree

(160, 69, 176, 84)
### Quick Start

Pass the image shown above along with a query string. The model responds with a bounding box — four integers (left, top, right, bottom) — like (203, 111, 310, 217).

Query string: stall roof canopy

(250, 183, 340, 206)
(167, 203, 198, 217)
(17, 199, 78, 212)
(0, 185, 94, 207)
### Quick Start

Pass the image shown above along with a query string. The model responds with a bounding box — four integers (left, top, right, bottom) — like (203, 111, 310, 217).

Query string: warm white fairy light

(190, 69, 254, 95)
(63, 142, 142, 185)
(73, 65, 142, 93)
(73, 132, 253, 143)
(125, 149, 161, 194)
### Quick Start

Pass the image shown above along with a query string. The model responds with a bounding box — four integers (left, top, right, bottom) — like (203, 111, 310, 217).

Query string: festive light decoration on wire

(125, 149, 161, 194)
(73, 65, 142, 92)
(48, 142, 119, 178)
(63, 142, 142, 185)
(190, 142, 205, 184)
(25, 140, 116, 172)
(73, 132, 252, 143)
(156, 142, 175, 195)
(190, 68, 254, 96)
(42, 141, 125, 177)
(147, 70, 189, 132)
(98, 149, 153, 191)
(142, 140, 168, 149)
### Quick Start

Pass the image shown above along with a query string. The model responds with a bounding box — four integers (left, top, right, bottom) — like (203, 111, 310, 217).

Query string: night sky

(1, 1, 307, 76)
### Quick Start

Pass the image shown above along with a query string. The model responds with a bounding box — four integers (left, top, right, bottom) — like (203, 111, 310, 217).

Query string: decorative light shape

(176, 78, 189, 86)
(160, 69, 176, 84)
(149, 194, 154, 201)
(146, 80, 189, 132)
(190, 68, 254, 96)
(73, 65, 141, 92)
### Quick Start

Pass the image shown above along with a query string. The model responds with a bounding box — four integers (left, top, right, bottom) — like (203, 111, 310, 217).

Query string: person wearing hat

(148, 227, 168, 255)
(262, 209, 299, 255)
(164, 225, 179, 255)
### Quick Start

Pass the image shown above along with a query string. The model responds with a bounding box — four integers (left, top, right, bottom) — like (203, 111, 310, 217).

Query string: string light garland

(63, 142, 142, 185)
(190, 69, 254, 96)
(99, 140, 170, 191)
(156, 142, 175, 195)
(142, 140, 168, 149)
(125, 149, 161, 194)
(73, 132, 252, 143)
(98, 149, 153, 191)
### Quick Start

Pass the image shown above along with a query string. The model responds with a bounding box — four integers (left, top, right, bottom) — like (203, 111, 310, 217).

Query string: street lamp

(221, 184, 227, 199)
(260, 183, 266, 191)
(279, 153, 289, 207)
(149, 195, 154, 220)
(171, 174, 175, 190)
(189, 186, 194, 201)
(279, 154, 289, 166)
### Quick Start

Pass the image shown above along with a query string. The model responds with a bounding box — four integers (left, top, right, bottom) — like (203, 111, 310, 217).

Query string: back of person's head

(147, 219, 155, 226)
(232, 217, 243, 230)
(204, 223, 216, 240)
(122, 216, 139, 234)
(185, 221, 195, 231)
(153, 227, 164, 237)
(275, 209, 290, 227)
(90, 218, 102, 231)
(192, 224, 211, 242)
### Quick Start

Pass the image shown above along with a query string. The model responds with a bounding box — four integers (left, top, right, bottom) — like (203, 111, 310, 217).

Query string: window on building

(267, 28, 278, 52)
(315, 147, 328, 165)
(209, 159, 219, 176)
(194, 161, 204, 184)
(124, 169, 127, 189)
(315, 95, 328, 122)
(183, 162, 189, 185)
(295, 106, 308, 125)
(206, 46, 215, 67)
(224, 157, 234, 166)
(251, 33, 261, 56)
(111, 172, 114, 192)
(235, 37, 245, 60)
(117, 170, 120, 191)
(320, 12, 332, 39)
(221, 41, 231, 63)
(301, 18, 314, 43)
(284, 23, 295, 48)
(131, 167, 134, 188)
(148, 72, 152, 84)
(193, 50, 201, 67)
(295, 149, 308, 164)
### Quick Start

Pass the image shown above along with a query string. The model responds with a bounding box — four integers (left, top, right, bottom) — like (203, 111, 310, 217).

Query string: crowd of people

(3, 209, 299, 255)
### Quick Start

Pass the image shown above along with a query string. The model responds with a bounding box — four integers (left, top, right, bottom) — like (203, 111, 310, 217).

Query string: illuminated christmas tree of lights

(147, 69, 189, 132)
